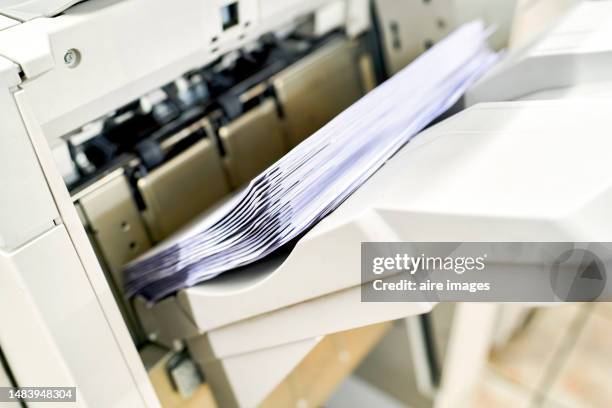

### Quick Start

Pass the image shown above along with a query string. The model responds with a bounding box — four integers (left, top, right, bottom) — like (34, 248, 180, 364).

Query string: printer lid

(0, 0, 83, 20)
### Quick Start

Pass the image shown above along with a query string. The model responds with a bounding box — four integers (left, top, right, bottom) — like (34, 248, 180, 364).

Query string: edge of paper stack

(124, 21, 499, 302)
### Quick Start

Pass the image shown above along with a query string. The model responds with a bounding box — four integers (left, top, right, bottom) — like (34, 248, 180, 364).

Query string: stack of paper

(124, 22, 498, 302)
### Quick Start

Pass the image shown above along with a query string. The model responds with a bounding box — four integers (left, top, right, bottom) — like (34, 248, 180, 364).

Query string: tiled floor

(471, 303, 612, 408)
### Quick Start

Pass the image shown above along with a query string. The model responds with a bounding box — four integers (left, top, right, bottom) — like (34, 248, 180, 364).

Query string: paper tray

(136, 98, 612, 354)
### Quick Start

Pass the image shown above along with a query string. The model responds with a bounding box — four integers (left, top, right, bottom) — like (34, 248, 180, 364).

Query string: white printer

(1, 0, 611, 407)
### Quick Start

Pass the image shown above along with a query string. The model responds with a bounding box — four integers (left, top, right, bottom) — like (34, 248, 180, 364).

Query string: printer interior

(58, 11, 384, 406)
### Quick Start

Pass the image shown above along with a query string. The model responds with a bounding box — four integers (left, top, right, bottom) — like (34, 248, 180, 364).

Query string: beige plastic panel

(273, 39, 364, 147)
(373, 0, 515, 75)
(78, 169, 152, 287)
(219, 99, 286, 188)
(77, 169, 152, 342)
(358, 53, 377, 93)
(138, 138, 230, 242)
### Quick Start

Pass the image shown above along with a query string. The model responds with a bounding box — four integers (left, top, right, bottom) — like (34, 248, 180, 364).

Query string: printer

(0, 0, 611, 407)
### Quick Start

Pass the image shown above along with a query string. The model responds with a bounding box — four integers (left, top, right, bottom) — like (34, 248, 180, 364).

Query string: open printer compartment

(52, 7, 417, 406)
(69, 30, 377, 340)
